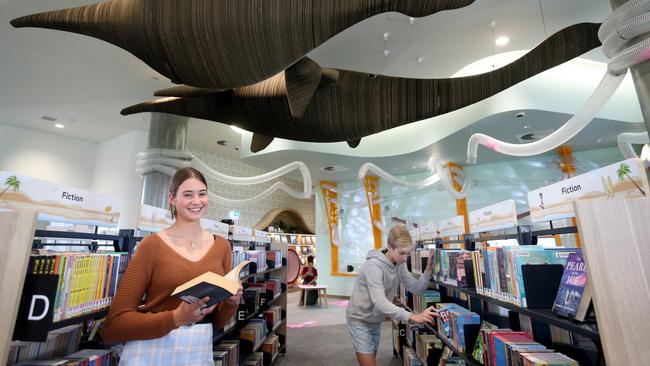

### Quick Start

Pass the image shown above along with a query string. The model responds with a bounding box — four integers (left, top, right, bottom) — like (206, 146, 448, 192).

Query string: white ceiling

(0, 0, 645, 182)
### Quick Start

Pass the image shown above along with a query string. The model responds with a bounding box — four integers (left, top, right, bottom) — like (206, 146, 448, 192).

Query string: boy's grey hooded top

(346, 249, 430, 325)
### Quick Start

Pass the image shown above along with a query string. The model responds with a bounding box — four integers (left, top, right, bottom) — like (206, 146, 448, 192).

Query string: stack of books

(263, 306, 282, 330)
(9, 325, 82, 363)
(480, 328, 578, 366)
(26, 253, 126, 321)
(213, 340, 239, 366)
(239, 319, 267, 349)
(261, 334, 280, 362)
(242, 352, 264, 366)
(265, 250, 283, 269)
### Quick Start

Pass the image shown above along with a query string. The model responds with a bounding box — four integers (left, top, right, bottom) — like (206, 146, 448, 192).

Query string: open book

(172, 260, 251, 308)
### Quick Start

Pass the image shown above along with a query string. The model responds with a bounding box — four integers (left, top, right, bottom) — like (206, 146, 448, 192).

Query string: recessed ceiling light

(523, 125, 530, 129)
(495, 36, 509, 46)
(54, 123, 65, 129)
(596, 138, 602, 143)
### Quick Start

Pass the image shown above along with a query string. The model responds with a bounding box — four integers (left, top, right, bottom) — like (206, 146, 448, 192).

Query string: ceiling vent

(516, 129, 553, 143)
(319, 165, 349, 173)
(40, 115, 58, 122)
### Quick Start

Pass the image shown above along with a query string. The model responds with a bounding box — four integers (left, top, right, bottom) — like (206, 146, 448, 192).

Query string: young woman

(346, 225, 437, 366)
(103, 167, 243, 365)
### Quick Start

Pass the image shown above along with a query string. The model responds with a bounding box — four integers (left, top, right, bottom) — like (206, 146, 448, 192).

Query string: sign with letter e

(13, 274, 58, 342)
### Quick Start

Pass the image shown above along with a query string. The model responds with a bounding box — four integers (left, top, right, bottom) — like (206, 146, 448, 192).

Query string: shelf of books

(212, 228, 287, 366)
(395, 197, 613, 365)
(271, 233, 316, 266)
(3, 223, 135, 365)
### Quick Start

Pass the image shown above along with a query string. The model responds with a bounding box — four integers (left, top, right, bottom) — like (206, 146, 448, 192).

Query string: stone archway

(254, 208, 314, 234)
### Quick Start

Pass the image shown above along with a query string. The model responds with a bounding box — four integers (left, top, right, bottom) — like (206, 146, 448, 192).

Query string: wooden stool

(298, 285, 328, 308)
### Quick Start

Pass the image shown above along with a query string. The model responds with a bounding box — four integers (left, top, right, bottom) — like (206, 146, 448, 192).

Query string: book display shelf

(394, 220, 612, 366)
(272, 233, 316, 266)
(1, 213, 138, 365)
(2, 216, 289, 366)
(217, 232, 288, 366)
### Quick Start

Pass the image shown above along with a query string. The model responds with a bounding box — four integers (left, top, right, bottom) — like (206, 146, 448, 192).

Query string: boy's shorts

(346, 320, 382, 354)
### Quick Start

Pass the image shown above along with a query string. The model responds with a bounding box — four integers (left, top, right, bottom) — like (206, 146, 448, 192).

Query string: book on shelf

(9, 325, 82, 364)
(552, 252, 592, 321)
(472, 321, 497, 364)
(213, 339, 239, 366)
(171, 260, 251, 308)
(242, 352, 264, 366)
(402, 346, 423, 366)
(266, 250, 283, 269)
(24, 252, 126, 322)
(435, 303, 462, 339)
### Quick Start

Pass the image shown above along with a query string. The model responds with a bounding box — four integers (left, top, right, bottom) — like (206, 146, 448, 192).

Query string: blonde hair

(387, 225, 413, 250)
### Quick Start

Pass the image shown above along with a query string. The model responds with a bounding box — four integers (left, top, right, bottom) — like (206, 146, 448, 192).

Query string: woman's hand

(226, 282, 243, 305)
(172, 296, 217, 327)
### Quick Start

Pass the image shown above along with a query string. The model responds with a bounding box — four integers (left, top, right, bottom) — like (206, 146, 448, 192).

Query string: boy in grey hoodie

(346, 225, 436, 366)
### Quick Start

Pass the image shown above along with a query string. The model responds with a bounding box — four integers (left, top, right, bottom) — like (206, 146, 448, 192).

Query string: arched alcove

(254, 208, 314, 234)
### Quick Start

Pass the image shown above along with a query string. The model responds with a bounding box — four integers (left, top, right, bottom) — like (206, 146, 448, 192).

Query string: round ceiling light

(54, 123, 65, 129)
(495, 36, 509, 46)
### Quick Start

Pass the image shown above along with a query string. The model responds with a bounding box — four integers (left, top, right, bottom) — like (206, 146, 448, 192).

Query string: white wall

(91, 130, 148, 229)
(0, 125, 97, 189)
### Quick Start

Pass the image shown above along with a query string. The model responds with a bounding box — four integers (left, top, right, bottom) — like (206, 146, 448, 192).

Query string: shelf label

(469, 199, 518, 234)
(419, 222, 437, 240)
(528, 158, 650, 223)
(13, 274, 58, 342)
(201, 218, 229, 239)
(0, 172, 120, 226)
(254, 230, 271, 243)
(231, 225, 253, 242)
(138, 204, 174, 232)
(438, 215, 465, 237)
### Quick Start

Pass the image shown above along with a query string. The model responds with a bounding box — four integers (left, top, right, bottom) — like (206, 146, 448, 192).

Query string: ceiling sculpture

(120, 23, 602, 152)
(10, 0, 474, 90)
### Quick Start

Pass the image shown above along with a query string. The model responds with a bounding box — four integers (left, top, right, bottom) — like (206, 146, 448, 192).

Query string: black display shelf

(213, 291, 286, 343)
(242, 265, 287, 280)
(50, 308, 109, 331)
(432, 280, 600, 341)
(401, 303, 480, 366)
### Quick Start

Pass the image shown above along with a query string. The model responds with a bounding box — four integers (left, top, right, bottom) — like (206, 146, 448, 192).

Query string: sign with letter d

(13, 274, 58, 342)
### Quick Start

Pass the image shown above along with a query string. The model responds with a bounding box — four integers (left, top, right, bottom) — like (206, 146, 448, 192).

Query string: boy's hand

(408, 306, 438, 325)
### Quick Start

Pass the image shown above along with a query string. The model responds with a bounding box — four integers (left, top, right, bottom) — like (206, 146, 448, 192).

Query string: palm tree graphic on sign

(617, 163, 646, 197)
(0, 175, 21, 198)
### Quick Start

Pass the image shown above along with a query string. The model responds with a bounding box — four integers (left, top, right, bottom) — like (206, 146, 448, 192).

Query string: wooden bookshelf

(0, 211, 38, 366)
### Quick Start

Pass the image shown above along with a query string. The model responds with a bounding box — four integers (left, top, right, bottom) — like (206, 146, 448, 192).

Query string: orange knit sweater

(103, 234, 238, 343)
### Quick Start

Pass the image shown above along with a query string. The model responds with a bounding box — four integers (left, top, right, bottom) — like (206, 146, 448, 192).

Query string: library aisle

(275, 291, 400, 366)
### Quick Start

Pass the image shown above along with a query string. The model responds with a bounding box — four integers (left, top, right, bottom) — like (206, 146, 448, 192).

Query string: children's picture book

(552, 252, 592, 321)
(172, 260, 251, 308)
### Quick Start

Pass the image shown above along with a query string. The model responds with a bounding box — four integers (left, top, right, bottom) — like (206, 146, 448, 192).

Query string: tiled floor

(274, 290, 401, 366)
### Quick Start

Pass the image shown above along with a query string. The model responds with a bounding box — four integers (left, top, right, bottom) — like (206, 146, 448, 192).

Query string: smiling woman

(102, 167, 244, 366)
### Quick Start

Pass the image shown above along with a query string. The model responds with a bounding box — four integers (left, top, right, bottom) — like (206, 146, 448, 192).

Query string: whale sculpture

(121, 23, 601, 152)
(11, 0, 474, 94)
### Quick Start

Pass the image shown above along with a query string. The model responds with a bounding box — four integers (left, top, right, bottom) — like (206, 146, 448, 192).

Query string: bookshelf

(272, 233, 316, 266)
(217, 232, 288, 366)
(396, 223, 607, 366)
(2, 221, 136, 365)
